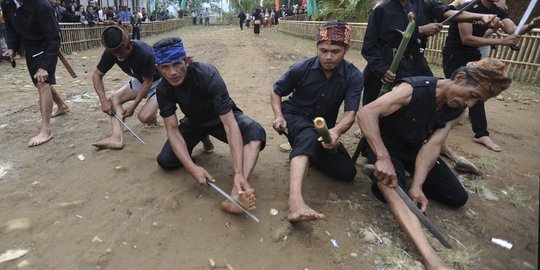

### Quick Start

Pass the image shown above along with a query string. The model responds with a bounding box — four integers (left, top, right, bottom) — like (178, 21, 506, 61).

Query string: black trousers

(443, 51, 488, 138)
(284, 113, 357, 181)
(156, 113, 266, 171)
(367, 140, 468, 208)
(239, 19, 244, 30)
(132, 27, 140, 40)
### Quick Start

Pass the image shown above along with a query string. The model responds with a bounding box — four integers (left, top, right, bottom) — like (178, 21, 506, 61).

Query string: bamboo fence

(278, 20, 540, 83)
(59, 19, 184, 54)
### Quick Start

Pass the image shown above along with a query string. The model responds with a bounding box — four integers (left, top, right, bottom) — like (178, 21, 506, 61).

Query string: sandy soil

(0, 25, 538, 270)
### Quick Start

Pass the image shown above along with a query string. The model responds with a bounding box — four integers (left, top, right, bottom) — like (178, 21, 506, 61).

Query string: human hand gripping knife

(112, 111, 145, 145)
(206, 178, 260, 223)
(362, 164, 453, 249)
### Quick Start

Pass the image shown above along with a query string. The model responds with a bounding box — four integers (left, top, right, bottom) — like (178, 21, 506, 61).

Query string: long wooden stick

(58, 51, 77, 78)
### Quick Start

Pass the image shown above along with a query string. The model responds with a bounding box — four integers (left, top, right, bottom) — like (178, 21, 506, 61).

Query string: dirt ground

(0, 25, 538, 270)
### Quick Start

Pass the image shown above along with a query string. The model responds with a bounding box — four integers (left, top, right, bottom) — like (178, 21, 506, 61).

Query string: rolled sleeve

(157, 82, 178, 118)
(207, 66, 234, 116)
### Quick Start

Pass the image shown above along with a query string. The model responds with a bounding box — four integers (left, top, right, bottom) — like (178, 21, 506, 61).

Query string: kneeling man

(153, 37, 266, 213)
(357, 58, 511, 269)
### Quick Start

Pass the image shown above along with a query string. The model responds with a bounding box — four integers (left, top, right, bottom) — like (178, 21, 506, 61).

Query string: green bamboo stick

(313, 117, 338, 152)
(379, 12, 416, 97)
(313, 117, 331, 144)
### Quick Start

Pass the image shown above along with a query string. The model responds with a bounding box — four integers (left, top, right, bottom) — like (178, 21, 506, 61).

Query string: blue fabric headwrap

(153, 41, 187, 65)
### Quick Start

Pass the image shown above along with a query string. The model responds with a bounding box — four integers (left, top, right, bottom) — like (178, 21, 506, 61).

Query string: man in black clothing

(443, 0, 539, 152)
(153, 37, 266, 214)
(271, 21, 363, 222)
(1, 0, 70, 147)
(361, 0, 499, 105)
(91, 26, 162, 150)
(238, 11, 246, 30)
(357, 58, 511, 269)
(130, 12, 142, 40)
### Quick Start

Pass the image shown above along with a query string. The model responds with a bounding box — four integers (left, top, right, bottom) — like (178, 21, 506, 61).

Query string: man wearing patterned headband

(153, 37, 266, 214)
(91, 26, 214, 151)
(357, 58, 511, 269)
(271, 20, 363, 222)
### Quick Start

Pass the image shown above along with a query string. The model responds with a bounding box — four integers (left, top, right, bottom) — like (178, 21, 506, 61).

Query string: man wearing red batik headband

(271, 20, 364, 222)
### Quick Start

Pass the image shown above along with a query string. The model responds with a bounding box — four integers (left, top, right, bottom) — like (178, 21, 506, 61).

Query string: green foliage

(316, 0, 374, 22)
(229, 0, 254, 13)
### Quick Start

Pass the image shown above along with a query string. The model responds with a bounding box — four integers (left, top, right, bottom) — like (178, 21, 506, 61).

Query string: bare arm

(270, 91, 287, 133)
(357, 83, 413, 187)
(218, 110, 248, 193)
(408, 113, 464, 212)
(458, 21, 519, 47)
(92, 69, 113, 115)
(163, 114, 213, 186)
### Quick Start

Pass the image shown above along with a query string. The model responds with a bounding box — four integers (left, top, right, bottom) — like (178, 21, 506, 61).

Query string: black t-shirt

(96, 40, 161, 83)
(443, 1, 509, 55)
(379, 76, 464, 149)
(157, 62, 241, 127)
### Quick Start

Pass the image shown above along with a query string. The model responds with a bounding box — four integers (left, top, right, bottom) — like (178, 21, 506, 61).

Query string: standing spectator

(264, 9, 269, 27)
(62, 4, 80, 23)
(203, 8, 209, 25)
(199, 12, 203, 25)
(253, 8, 261, 36)
(1, 0, 70, 146)
(131, 11, 142, 40)
(162, 9, 169, 21)
(245, 12, 251, 28)
(97, 6, 105, 22)
(141, 7, 148, 22)
(86, 5, 98, 25)
(51, 0, 65, 22)
(238, 11, 246, 30)
(78, 5, 89, 25)
(191, 11, 197, 25)
(119, 6, 130, 23)
(0, 7, 7, 57)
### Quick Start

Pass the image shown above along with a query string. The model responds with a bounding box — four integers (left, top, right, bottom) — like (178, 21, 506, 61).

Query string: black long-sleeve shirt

(1, 0, 61, 73)
(362, 0, 451, 79)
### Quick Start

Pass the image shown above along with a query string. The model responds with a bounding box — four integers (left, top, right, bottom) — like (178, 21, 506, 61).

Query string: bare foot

(473, 136, 502, 152)
(220, 188, 256, 214)
(92, 137, 124, 150)
(287, 201, 325, 222)
(202, 136, 214, 153)
(145, 115, 158, 128)
(51, 106, 70, 118)
(28, 130, 53, 147)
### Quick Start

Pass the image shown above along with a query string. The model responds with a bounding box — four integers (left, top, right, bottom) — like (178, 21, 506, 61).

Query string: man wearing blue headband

(153, 37, 266, 214)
